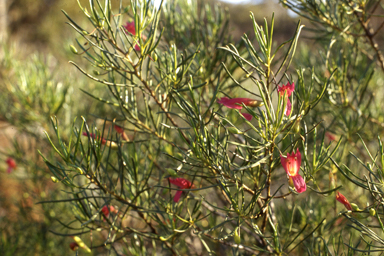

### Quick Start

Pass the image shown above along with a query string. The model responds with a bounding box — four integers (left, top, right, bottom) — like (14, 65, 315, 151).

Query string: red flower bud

(336, 191, 352, 211)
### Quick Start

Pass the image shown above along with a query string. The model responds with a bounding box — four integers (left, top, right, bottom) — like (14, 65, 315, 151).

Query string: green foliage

(0, 44, 83, 255)
(2, 0, 384, 255)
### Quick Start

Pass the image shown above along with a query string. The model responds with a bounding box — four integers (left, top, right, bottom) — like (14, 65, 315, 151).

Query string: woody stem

(262, 142, 275, 234)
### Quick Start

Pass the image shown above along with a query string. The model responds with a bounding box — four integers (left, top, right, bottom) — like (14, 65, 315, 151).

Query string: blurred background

(0, 0, 297, 52)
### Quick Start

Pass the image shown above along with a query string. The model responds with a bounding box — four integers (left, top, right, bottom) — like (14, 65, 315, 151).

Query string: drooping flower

(217, 97, 262, 121)
(280, 149, 306, 193)
(123, 21, 141, 51)
(168, 177, 195, 202)
(114, 125, 130, 141)
(277, 82, 295, 116)
(6, 157, 16, 174)
(336, 191, 352, 211)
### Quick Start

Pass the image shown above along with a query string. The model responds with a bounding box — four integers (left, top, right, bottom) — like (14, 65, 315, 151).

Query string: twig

(349, 0, 384, 72)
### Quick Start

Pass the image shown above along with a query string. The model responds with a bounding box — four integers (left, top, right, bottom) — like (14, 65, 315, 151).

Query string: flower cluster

(218, 82, 295, 120)
(219, 84, 303, 195)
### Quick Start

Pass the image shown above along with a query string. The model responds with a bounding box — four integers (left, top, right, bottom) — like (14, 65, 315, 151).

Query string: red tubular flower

(217, 97, 261, 110)
(336, 191, 352, 211)
(218, 97, 262, 121)
(114, 125, 130, 141)
(277, 82, 295, 97)
(168, 177, 195, 202)
(280, 149, 306, 193)
(277, 82, 295, 116)
(82, 132, 107, 145)
(6, 157, 16, 174)
(123, 21, 143, 51)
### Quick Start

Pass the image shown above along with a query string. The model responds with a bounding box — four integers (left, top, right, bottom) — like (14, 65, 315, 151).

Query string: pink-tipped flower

(114, 125, 130, 141)
(336, 191, 352, 211)
(123, 21, 142, 51)
(168, 177, 195, 202)
(277, 82, 295, 116)
(6, 157, 16, 174)
(280, 149, 306, 193)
